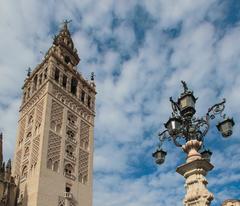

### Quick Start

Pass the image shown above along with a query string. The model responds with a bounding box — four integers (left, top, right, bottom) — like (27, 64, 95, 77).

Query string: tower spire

(52, 20, 80, 66)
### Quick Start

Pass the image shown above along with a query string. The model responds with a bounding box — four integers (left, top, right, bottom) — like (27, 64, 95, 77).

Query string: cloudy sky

(0, 0, 240, 205)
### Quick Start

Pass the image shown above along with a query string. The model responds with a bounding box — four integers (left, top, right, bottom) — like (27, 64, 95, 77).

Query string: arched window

(53, 161, 59, 172)
(34, 123, 40, 135)
(54, 68, 60, 82)
(22, 166, 28, 178)
(62, 74, 67, 88)
(47, 159, 52, 169)
(28, 115, 33, 126)
(44, 68, 48, 79)
(26, 132, 32, 141)
(33, 75, 38, 91)
(50, 121, 61, 133)
(24, 147, 29, 157)
(66, 130, 75, 139)
(66, 145, 74, 156)
(84, 141, 89, 150)
(64, 164, 74, 175)
(64, 56, 71, 64)
(50, 121, 56, 130)
(56, 124, 61, 133)
(81, 90, 85, 103)
(39, 73, 42, 85)
(18, 138, 23, 146)
(67, 114, 77, 125)
(65, 186, 71, 192)
(83, 175, 88, 184)
(70, 78, 78, 95)
(87, 95, 91, 108)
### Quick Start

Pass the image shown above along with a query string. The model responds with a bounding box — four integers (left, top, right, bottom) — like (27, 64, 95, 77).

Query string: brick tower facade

(12, 22, 96, 206)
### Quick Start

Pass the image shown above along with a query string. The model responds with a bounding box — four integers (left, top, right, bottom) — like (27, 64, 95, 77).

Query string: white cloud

(0, 0, 240, 205)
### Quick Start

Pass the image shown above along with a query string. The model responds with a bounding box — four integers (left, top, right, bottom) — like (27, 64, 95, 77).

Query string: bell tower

(12, 22, 96, 206)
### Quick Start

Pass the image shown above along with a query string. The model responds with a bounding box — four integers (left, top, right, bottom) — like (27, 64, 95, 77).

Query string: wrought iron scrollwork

(156, 82, 233, 152)
(207, 98, 226, 120)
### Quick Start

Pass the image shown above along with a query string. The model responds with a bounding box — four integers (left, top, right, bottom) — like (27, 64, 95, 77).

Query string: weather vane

(61, 19, 72, 27)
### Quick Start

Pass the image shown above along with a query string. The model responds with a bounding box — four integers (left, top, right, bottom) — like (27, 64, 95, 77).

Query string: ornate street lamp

(164, 116, 182, 136)
(217, 118, 235, 137)
(152, 149, 167, 165)
(152, 81, 235, 206)
(177, 82, 197, 118)
(200, 149, 212, 162)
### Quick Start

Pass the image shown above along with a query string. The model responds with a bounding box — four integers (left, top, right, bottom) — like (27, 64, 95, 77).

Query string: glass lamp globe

(177, 92, 197, 117)
(217, 118, 235, 138)
(152, 149, 167, 165)
(201, 149, 212, 162)
(164, 117, 182, 136)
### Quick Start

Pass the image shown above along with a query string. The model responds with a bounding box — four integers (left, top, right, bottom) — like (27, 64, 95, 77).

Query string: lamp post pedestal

(177, 148, 214, 206)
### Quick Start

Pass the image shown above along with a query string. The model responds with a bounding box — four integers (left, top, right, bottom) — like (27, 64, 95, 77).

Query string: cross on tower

(61, 19, 72, 29)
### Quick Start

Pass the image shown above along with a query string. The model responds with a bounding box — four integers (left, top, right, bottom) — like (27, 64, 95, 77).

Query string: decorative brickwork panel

(27, 109, 35, 128)
(51, 100, 63, 123)
(67, 111, 78, 129)
(21, 164, 28, 180)
(80, 121, 90, 150)
(36, 99, 44, 125)
(23, 143, 30, 161)
(47, 131, 61, 171)
(50, 100, 64, 133)
(15, 149, 22, 176)
(31, 136, 40, 167)
(78, 148, 89, 184)
(18, 118, 26, 144)
(21, 85, 46, 115)
(58, 196, 65, 206)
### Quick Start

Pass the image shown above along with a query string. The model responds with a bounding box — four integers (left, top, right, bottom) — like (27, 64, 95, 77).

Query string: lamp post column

(176, 140, 214, 206)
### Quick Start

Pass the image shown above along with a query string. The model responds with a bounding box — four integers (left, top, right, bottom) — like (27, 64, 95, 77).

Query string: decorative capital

(182, 140, 202, 163)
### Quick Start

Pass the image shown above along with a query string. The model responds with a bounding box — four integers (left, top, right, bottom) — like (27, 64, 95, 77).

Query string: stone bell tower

(12, 22, 96, 206)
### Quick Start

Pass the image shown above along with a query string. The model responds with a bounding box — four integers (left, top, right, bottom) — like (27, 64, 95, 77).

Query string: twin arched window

(66, 130, 75, 139)
(24, 146, 29, 157)
(66, 145, 74, 156)
(28, 115, 33, 126)
(64, 164, 74, 175)
(47, 159, 59, 172)
(50, 121, 61, 133)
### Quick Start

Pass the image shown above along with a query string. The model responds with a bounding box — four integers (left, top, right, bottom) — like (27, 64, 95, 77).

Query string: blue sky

(0, 0, 240, 205)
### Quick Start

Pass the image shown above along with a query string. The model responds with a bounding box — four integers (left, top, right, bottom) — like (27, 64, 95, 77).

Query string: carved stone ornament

(177, 140, 214, 206)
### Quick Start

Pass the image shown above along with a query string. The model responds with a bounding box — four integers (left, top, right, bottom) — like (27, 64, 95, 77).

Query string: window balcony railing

(63, 172, 76, 181)
(66, 154, 76, 162)
(64, 192, 73, 199)
(68, 121, 78, 130)
(67, 137, 77, 144)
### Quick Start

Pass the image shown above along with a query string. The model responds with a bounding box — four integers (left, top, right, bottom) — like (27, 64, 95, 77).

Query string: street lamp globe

(164, 116, 182, 136)
(178, 92, 197, 118)
(201, 149, 212, 162)
(152, 149, 167, 165)
(217, 118, 235, 138)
